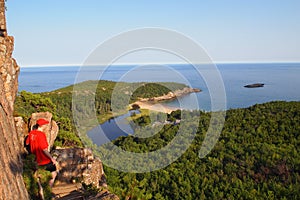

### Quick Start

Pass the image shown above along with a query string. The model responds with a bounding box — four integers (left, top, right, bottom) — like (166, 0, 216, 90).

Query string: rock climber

(26, 118, 57, 187)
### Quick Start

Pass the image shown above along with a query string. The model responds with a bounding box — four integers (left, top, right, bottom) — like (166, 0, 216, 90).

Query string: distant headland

(137, 87, 201, 102)
(130, 87, 201, 113)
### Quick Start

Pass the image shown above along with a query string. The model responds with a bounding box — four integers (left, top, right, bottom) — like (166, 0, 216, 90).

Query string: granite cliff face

(0, 0, 29, 199)
(0, 1, 118, 199)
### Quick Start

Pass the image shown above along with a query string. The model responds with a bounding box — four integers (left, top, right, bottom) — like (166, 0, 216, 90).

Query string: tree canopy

(14, 80, 300, 199)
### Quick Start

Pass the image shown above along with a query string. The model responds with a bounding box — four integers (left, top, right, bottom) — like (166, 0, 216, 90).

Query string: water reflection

(87, 110, 139, 146)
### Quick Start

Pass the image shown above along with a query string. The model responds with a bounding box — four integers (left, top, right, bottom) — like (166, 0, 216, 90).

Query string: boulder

(14, 116, 28, 153)
(29, 112, 59, 150)
(53, 148, 107, 188)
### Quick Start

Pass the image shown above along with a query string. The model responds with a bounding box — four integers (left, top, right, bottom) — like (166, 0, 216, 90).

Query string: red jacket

(26, 130, 51, 166)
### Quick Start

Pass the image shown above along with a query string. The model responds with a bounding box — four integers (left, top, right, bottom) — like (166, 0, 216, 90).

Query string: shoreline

(130, 87, 201, 114)
(137, 87, 201, 102)
(130, 101, 181, 114)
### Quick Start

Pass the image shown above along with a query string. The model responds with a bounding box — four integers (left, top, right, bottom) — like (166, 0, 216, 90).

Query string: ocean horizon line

(20, 61, 300, 68)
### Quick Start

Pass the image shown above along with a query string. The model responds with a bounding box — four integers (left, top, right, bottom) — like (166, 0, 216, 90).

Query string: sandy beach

(129, 87, 200, 113)
(130, 101, 181, 114)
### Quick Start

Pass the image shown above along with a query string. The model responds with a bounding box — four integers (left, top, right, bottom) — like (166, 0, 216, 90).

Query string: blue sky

(6, 0, 300, 67)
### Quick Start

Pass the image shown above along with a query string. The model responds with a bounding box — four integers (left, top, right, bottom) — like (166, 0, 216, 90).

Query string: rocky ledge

(138, 87, 201, 102)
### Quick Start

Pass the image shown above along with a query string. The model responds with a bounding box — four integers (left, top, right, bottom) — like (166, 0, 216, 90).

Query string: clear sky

(5, 0, 300, 67)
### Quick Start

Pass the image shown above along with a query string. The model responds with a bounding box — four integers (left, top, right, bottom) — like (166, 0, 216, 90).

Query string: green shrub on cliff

(14, 91, 57, 122)
(14, 90, 82, 148)
(22, 154, 52, 200)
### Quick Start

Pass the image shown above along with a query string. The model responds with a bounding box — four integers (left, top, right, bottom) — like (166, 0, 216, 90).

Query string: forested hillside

(14, 80, 189, 146)
(42, 80, 187, 119)
(104, 101, 300, 199)
(14, 81, 300, 199)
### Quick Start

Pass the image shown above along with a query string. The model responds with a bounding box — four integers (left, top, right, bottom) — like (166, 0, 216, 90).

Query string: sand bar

(130, 101, 181, 114)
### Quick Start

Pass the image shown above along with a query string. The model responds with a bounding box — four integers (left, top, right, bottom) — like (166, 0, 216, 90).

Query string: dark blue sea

(19, 63, 300, 111)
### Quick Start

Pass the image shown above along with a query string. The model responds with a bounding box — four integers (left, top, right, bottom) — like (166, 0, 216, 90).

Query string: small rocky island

(244, 83, 265, 88)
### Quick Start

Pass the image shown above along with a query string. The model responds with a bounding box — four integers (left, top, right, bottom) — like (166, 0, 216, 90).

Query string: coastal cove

(130, 87, 201, 113)
(88, 87, 200, 146)
(20, 63, 300, 148)
(17, 63, 300, 146)
(19, 63, 300, 111)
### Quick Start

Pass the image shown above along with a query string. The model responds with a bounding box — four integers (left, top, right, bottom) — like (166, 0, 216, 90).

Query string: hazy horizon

(19, 61, 300, 68)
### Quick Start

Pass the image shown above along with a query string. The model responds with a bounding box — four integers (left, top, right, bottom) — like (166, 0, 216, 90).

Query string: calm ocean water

(19, 63, 300, 111)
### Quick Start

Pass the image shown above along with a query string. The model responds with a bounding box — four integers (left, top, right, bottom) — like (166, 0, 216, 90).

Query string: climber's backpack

(24, 135, 31, 154)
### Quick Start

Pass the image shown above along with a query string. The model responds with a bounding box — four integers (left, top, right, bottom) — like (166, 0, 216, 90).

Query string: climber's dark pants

(39, 162, 57, 172)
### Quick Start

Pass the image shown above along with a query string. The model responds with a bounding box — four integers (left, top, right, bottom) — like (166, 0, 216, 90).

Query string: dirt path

(52, 183, 84, 199)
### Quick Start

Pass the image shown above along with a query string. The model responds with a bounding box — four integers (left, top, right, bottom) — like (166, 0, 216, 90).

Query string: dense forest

(14, 80, 300, 199)
(102, 101, 300, 199)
